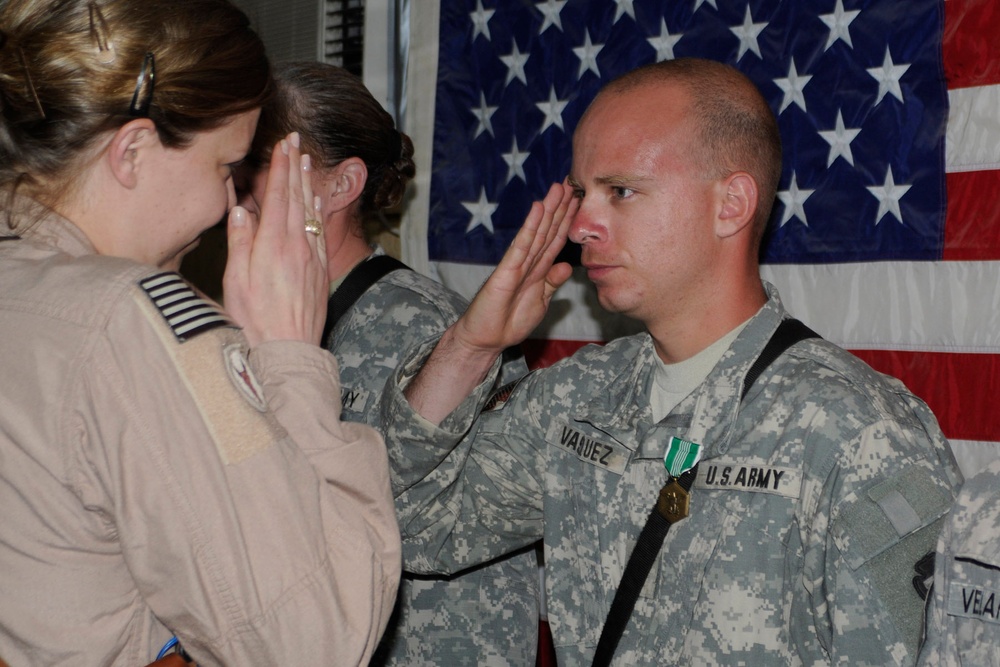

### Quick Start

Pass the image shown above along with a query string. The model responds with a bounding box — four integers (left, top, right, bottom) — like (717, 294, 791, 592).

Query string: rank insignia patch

(140, 272, 232, 341)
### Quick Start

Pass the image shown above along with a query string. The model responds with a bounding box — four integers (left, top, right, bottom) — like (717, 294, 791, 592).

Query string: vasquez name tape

(547, 421, 628, 475)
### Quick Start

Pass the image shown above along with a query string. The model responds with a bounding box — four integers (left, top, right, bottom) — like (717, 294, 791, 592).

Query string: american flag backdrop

(398, 0, 1000, 478)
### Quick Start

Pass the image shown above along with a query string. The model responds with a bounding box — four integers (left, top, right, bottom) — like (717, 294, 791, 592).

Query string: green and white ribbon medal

(663, 436, 703, 477)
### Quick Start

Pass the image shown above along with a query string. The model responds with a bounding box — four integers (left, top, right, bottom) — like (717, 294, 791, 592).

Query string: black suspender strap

(321, 254, 409, 344)
(590, 318, 820, 667)
(589, 465, 699, 667)
(740, 318, 819, 402)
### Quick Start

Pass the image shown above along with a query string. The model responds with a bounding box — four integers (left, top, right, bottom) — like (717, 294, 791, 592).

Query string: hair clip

(16, 47, 45, 120)
(88, 2, 116, 64)
(129, 51, 155, 117)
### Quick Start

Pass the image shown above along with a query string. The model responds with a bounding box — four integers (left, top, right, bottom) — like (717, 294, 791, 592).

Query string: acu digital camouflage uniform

(918, 458, 1000, 666)
(327, 248, 540, 667)
(382, 282, 963, 666)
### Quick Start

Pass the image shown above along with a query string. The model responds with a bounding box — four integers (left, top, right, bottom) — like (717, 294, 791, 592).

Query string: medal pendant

(656, 479, 690, 523)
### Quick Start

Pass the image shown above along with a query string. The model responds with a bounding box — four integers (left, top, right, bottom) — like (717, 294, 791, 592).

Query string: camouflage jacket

(918, 458, 1000, 666)
(382, 283, 962, 666)
(328, 249, 539, 667)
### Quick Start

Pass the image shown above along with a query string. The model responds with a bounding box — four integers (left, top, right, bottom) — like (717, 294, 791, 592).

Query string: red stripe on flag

(527, 340, 1000, 443)
(846, 349, 999, 443)
(943, 0, 1000, 89)
(943, 169, 1000, 260)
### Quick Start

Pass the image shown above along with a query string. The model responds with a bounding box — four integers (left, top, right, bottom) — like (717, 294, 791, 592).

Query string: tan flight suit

(0, 200, 401, 666)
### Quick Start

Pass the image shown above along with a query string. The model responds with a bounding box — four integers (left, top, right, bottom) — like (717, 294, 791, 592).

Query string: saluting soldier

(378, 58, 962, 665)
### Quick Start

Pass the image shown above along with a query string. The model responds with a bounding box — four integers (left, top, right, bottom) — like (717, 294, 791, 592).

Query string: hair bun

(372, 131, 414, 210)
(390, 128, 402, 163)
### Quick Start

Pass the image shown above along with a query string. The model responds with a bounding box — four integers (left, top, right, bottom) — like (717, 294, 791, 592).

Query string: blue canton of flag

(427, 0, 947, 266)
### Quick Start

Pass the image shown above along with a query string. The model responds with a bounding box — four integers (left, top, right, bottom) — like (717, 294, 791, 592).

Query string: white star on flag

(536, 86, 568, 133)
(818, 109, 862, 167)
(613, 0, 636, 23)
(470, 0, 494, 41)
(463, 188, 498, 233)
(648, 19, 683, 63)
(730, 5, 767, 61)
(867, 47, 910, 105)
(819, 0, 860, 50)
(500, 42, 529, 87)
(573, 29, 604, 79)
(867, 166, 912, 225)
(502, 139, 530, 184)
(536, 0, 567, 34)
(775, 59, 813, 114)
(778, 172, 815, 227)
(694, 0, 718, 11)
(471, 91, 497, 138)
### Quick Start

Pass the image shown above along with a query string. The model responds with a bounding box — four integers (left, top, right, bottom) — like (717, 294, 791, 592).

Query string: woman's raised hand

(223, 132, 328, 347)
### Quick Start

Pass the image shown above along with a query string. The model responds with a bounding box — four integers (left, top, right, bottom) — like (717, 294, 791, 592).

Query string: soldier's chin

(594, 289, 625, 313)
(595, 290, 642, 321)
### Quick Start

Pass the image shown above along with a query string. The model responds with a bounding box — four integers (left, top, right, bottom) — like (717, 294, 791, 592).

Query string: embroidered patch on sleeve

(140, 272, 232, 341)
(223, 343, 268, 412)
(913, 550, 935, 600)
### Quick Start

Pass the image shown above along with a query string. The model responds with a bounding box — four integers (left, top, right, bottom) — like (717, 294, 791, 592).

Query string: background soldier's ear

(321, 157, 368, 214)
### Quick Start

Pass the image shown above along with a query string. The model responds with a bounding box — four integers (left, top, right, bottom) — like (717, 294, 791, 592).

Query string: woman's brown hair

(252, 61, 415, 224)
(0, 0, 271, 199)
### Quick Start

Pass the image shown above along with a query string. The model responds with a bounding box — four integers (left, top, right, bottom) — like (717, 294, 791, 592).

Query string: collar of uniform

(0, 193, 97, 258)
(675, 282, 788, 459)
(564, 282, 790, 458)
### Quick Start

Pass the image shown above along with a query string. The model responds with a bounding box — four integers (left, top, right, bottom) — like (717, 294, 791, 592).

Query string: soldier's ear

(107, 118, 159, 189)
(321, 157, 367, 214)
(715, 171, 757, 239)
